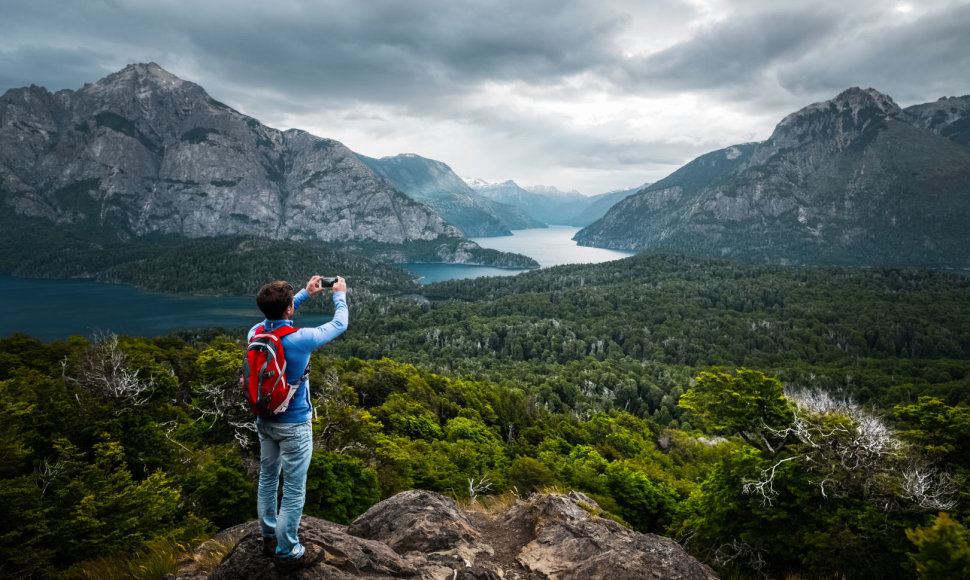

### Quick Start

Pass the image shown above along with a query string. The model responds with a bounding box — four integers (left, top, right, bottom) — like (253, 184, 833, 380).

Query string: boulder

(178, 490, 718, 579)
(510, 492, 718, 580)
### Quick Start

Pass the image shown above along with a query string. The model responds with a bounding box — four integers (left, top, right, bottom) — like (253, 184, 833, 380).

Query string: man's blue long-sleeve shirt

(248, 289, 348, 422)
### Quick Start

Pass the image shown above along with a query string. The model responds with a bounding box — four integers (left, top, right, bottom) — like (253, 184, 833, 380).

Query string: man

(249, 275, 348, 571)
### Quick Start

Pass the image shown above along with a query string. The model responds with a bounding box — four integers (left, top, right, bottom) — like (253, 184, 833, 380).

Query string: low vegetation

(2, 253, 969, 578)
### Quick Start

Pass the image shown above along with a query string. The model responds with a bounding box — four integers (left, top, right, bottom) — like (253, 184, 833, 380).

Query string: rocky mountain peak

(79, 62, 192, 101)
(831, 86, 901, 116)
(576, 86, 970, 268)
(763, 87, 902, 154)
(0, 64, 470, 247)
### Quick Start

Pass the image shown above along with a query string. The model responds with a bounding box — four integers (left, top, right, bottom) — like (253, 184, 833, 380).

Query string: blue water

(400, 263, 528, 284)
(3, 227, 634, 339)
(400, 226, 635, 284)
(474, 226, 635, 268)
(0, 276, 333, 341)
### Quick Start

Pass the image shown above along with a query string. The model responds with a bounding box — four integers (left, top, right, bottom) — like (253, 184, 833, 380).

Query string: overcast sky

(3, 0, 970, 194)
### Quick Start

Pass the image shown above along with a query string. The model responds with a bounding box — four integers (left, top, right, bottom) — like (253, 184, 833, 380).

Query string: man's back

(248, 284, 348, 422)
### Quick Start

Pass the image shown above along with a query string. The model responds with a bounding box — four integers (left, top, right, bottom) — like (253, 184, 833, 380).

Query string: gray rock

(348, 489, 486, 557)
(511, 493, 718, 580)
(204, 519, 418, 580)
(184, 490, 718, 580)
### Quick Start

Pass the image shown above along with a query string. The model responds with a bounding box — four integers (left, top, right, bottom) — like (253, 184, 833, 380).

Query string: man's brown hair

(257, 281, 294, 320)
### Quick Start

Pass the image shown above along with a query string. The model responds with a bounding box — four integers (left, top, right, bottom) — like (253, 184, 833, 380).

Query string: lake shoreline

(2, 227, 634, 340)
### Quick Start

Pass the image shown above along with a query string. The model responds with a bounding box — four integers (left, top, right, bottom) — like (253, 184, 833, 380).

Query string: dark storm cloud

(0, 0, 631, 103)
(4, 1, 969, 109)
(3, 0, 969, 192)
(613, 4, 847, 94)
(776, 2, 970, 104)
(183, 0, 633, 115)
(0, 45, 114, 94)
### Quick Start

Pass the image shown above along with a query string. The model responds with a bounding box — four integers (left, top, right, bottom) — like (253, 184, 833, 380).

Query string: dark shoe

(261, 536, 277, 557)
(275, 543, 323, 572)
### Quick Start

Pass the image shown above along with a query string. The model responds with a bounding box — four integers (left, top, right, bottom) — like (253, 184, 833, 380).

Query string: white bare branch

(192, 380, 258, 451)
(65, 332, 158, 413)
(901, 465, 959, 511)
(748, 386, 950, 512)
(468, 475, 493, 502)
(742, 455, 803, 506)
(713, 538, 767, 571)
(158, 420, 194, 464)
(33, 457, 63, 497)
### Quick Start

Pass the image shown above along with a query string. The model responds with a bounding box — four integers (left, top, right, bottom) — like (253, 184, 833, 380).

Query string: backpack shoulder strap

(258, 325, 307, 384)
(251, 324, 299, 341)
(271, 326, 300, 339)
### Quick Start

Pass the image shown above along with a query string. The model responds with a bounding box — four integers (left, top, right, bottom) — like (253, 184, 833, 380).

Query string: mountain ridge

(575, 87, 970, 267)
(357, 153, 542, 236)
(0, 62, 541, 270)
(467, 178, 641, 227)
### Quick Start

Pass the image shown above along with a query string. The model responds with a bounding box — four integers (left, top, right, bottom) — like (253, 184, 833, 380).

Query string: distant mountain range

(466, 179, 647, 227)
(575, 88, 970, 268)
(0, 63, 536, 268)
(8, 64, 964, 272)
(356, 153, 542, 236)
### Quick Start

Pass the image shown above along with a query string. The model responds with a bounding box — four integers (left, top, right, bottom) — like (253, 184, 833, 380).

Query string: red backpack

(242, 325, 307, 417)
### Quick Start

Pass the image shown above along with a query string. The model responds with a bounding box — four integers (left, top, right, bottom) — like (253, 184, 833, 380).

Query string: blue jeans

(256, 418, 313, 559)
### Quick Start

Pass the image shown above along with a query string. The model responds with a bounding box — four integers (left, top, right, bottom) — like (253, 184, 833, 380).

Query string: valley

(2, 64, 969, 580)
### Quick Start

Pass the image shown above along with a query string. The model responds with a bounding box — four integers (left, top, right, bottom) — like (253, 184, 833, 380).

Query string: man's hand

(331, 276, 347, 293)
(305, 275, 346, 295)
(306, 275, 325, 295)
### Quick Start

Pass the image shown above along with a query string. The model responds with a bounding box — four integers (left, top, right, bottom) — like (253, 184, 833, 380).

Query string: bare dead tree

(311, 367, 375, 455)
(742, 455, 804, 506)
(157, 419, 196, 464)
(64, 332, 159, 414)
(468, 475, 493, 502)
(742, 387, 954, 511)
(193, 380, 257, 450)
(713, 538, 767, 573)
(33, 457, 63, 497)
(901, 464, 959, 511)
(505, 422, 518, 444)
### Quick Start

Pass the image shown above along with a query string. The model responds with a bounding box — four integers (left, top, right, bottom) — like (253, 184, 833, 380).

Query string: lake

(1, 227, 633, 340)
(401, 226, 635, 283)
(0, 275, 337, 341)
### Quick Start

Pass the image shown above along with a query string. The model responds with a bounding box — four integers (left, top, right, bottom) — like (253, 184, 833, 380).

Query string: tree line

(2, 252, 970, 578)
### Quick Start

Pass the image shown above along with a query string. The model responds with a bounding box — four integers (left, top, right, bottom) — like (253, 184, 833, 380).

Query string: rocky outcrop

(177, 490, 718, 580)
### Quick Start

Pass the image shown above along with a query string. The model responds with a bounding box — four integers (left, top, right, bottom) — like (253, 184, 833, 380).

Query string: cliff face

(0, 63, 461, 244)
(575, 88, 970, 267)
(178, 490, 718, 580)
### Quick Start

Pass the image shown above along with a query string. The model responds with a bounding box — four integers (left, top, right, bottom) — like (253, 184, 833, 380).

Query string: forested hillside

(0, 227, 420, 305)
(334, 254, 970, 411)
(3, 254, 970, 579)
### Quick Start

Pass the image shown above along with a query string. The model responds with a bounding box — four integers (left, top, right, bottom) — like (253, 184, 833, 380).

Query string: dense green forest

(0, 217, 536, 306)
(0, 218, 421, 304)
(3, 253, 970, 578)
